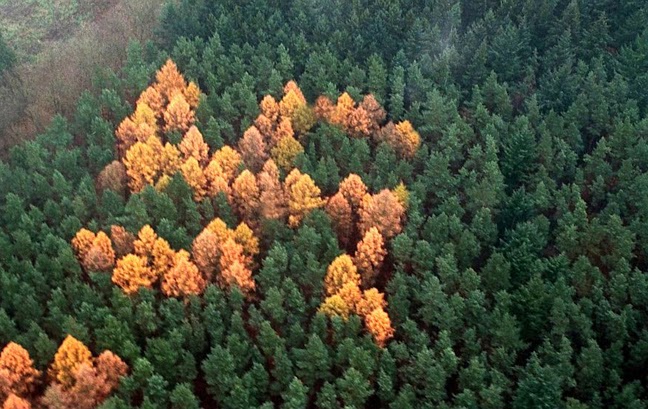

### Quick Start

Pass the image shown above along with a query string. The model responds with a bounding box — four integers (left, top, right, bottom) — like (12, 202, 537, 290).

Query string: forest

(1, 0, 648, 408)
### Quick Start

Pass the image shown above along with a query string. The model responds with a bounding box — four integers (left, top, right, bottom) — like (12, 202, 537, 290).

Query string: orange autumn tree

(338, 173, 368, 211)
(211, 146, 242, 183)
(365, 307, 395, 347)
(49, 336, 92, 388)
(285, 169, 325, 227)
(180, 157, 208, 200)
(218, 238, 255, 296)
(162, 250, 205, 297)
(323, 255, 361, 296)
(0, 343, 40, 398)
(112, 254, 156, 295)
(3, 394, 30, 409)
(71, 229, 96, 262)
(179, 126, 209, 164)
(191, 228, 222, 279)
(354, 227, 386, 286)
(82, 231, 115, 273)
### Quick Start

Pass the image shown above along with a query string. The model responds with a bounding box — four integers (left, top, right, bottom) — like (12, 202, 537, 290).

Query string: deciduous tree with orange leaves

(358, 189, 404, 239)
(324, 254, 361, 296)
(71, 228, 96, 262)
(2, 394, 30, 409)
(330, 92, 355, 129)
(162, 250, 205, 297)
(0, 343, 40, 397)
(364, 307, 394, 347)
(285, 169, 325, 227)
(49, 336, 92, 388)
(123, 137, 160, 192)
(279, 81, 307, 118)
(112, 254, 157, 295)
(339, 173, 368, 211)
(179, 126, 209, 164)
(211, 146, 242, 183)
(180, 157, 207, 200)
(96, 161, 127, 197)
(163, 93, 194, 134)
(231, 170, 260, 223)
(354, 227, 386, 286)
(192, 228, 221, 280)
(259, 95, 279, 121)
(219, 238, 255, 296)
(154, 59, 187, 102)
(381, 120, 421, 159)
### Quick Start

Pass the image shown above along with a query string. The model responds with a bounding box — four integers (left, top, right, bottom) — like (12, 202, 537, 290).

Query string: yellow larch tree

(325, 192, 353, 247)
(211, 146, 242, 183)
(358, 189, 405, 239)
(159, 142, 182, 176)
(285, 169, 325, 227)
(123, 138, 159, 193)
(271, 117, 295, 147)
(270, 136, 303, 171)
(137, 86, 164, 118)
(324, 254, 361, 296)
(163, 93, 194, 134)
(49, 336, 92, 387)
(3, 394, 31, 409)
(291, 104, 317, 136)
(180, 157, 207, 200)
(392, 120, 421, 159)
(204, 160, 231, 198)
(319, 294, 352, 319)
(259, 95, 279, 122)
(338, 173, 368, 211)
(219, 238, 255, 296)
(356, 288, 387, 317)
(112, 254, 157, 295)
(184, 81, 201, 109)
(154, 59, 187, 102)
(314, 95, 334, 120)
(279, 81, 306, 118)
(233, 223, 259, 258)
(151, 237, 176, 277)
(330, 92, 355, 128)
(191, 228, 221, 279)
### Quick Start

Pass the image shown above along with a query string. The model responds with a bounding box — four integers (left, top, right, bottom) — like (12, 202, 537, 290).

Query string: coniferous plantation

(1, 1, 648, 408)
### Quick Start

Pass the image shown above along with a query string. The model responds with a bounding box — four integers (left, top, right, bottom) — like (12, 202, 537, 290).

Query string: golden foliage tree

(0, 342, 39, 397)
(270, 136, 303, 171)
(219, 238, 255, 296)
(231, 170, 260, 222)
(154, 60, 186, 100)
(358, 189, 404, 239)
(319, 295, 352, 319)
(279, 81, 307, 118)
(159, 142, 182, 176)
(162, 250, 205, 297)
(151, 237, 176, 277)
(259, 95, 279, 122)
(204, 160, 231, 198)
(49, 336, 92, 388)
(254, 114, 274, 140)
(112, 254, 157, 295)
(233, 223, 260, 258)
(271, 117, 295, 147)
(238, 126, 268, 172)
(324, 255, 361, 296)
(257, 159, 287, 220)
(364, 307, 394, 347)
(180, 157, 207, 200)
(285, 169, 325, 227)
(137, 86, 164, 117)
(184, 81, 201, 109)
(330, 92, 355, 128)
(133, 225, 157, 259)
(392, 182, 409, 210)
(382, 120, 420, 159)
(115, 117, 155, 156)
(179, 126, 209, 164)
(123, 138, 159, 193)
(291, 104, 316, 136)
(354, 227, 386, 286)
(356, 288, 387, 317)
(211, 146, 242, 183)
(163, 94, 194, 134)
(71, 229, 96, 262)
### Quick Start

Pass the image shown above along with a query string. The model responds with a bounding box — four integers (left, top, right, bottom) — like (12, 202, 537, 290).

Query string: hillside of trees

(1, 0, 648, 408)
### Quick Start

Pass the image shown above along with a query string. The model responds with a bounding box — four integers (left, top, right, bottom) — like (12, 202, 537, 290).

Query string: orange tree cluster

(86, 61, 422, 349)
(0, 338, 127, 409)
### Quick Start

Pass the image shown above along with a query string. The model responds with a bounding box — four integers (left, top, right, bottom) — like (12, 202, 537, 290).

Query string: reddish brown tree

(325, 192, 353, 247)
(110, 226, 135, 258)
(238, 126, 268, 172)
(96, 161, 127, 197)
(338, 173, 368, 211)
(358, 189, 404, 239)
(354, 227, 386, 286)
(257, 159, 287, 220)
(162, 250, 206, 297)
(231, 170, 260, 222)
(0, 342, 40, 397)
(179, 126, 209, 165)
